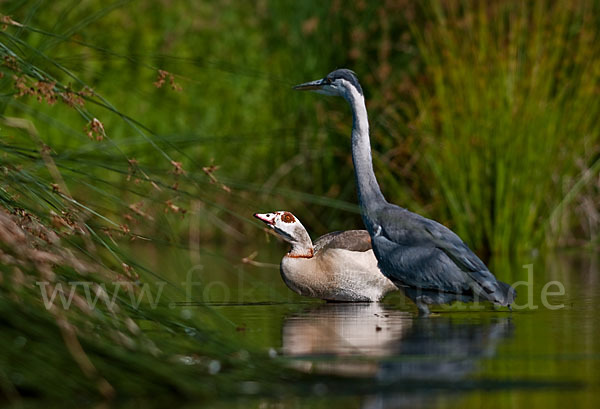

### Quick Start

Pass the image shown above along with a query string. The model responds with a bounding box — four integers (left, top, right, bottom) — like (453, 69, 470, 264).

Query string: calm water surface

(194, 252, 599, 409)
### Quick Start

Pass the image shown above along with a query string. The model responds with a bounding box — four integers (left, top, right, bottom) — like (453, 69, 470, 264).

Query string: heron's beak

(254, 213, 275, 226)
(293, 79, 325, 91)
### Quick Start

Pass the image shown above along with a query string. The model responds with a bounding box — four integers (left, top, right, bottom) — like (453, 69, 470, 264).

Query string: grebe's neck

(285, 228, 314, 258)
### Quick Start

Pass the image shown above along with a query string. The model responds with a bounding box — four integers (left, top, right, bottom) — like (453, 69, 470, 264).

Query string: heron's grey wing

(416, 217, 506, 294)
(377, 206, 500, 294)
(378, 206, 484, 268)
(372, 234, 471, 293)
(420, 219, 488, 272)
(314, 230, 372, 253)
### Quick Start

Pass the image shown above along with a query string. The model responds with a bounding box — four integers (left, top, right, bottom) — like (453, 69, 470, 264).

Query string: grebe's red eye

(281, 212, 295, 223)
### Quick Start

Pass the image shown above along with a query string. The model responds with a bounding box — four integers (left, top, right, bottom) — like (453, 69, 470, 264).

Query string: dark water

(190, 251, 600, 409)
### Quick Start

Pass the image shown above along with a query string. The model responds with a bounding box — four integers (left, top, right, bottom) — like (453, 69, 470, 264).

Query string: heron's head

(294, 68, 363, 98)
(254, 211, 309, 244)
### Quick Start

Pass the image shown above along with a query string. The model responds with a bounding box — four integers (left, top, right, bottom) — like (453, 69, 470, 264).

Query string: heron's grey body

(295, 69, 516, 314)
(254, 211, 397, 302)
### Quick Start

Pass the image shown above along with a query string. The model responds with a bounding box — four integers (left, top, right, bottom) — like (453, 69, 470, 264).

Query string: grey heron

(294, 69, 516, 314)
(254, 211, 397, 302)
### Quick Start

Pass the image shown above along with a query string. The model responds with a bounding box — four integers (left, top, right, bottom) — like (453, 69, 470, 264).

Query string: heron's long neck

(345, 89, 386, 233)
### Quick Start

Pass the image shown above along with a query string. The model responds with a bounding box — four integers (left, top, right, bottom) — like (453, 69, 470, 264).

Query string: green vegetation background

(0, 0, 599, 405)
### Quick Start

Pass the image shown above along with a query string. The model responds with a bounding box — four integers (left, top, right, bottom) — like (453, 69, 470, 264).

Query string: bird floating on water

(254, 211, 397, 302)
(294, 69, 516, 315)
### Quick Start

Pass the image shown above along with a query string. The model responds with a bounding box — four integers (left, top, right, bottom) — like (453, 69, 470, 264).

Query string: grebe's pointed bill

(254, 212, 276, 226)
(293, 78, 326, 91)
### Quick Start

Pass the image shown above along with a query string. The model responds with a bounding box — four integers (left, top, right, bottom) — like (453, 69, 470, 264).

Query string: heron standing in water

(294, 69, 515, 315)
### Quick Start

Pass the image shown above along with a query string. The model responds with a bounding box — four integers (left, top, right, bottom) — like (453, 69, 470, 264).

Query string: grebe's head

(254, 211, 309, 245)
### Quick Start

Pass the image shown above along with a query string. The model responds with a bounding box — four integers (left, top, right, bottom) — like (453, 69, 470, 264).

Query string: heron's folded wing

(379, 206, 497, 292)
(373, 234, 471, 293)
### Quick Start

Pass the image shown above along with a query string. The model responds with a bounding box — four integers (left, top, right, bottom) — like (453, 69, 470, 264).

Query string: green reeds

(0, 5, 290, 401)
(1, 0, 600, 400)
(406, 0, 600, 256)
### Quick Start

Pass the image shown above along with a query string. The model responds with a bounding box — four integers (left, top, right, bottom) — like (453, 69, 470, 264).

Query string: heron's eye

(281, 212, 295, 223)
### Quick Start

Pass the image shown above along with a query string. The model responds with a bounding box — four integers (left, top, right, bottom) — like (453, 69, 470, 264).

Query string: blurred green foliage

(0, 0, 599, 403)
(410, 1, 600, 255)
(1, 0, 597, 256)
